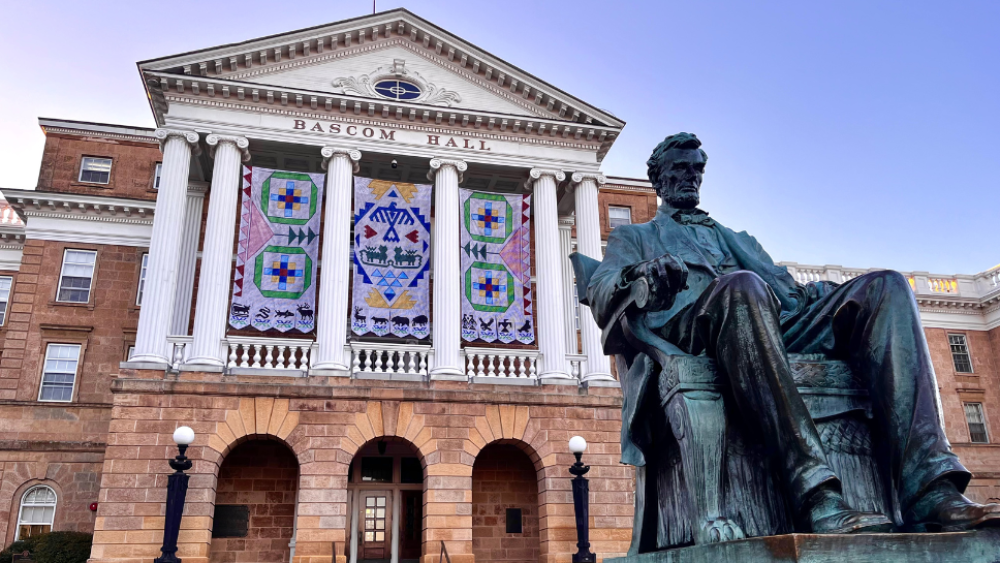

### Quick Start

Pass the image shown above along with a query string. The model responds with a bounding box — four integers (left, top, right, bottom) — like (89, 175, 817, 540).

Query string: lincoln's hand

(620, 253, 689, 311)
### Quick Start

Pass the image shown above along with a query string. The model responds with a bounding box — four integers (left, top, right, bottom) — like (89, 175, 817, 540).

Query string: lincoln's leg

(685, 271, 890, 533)
(816, 270, 1000, 530)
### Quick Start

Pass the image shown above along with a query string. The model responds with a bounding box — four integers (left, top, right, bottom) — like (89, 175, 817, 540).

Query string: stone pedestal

(607, 529, 1000, 563)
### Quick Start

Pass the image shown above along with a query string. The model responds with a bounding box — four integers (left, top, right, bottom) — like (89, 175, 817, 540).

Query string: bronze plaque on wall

(212, 505, 249, 538)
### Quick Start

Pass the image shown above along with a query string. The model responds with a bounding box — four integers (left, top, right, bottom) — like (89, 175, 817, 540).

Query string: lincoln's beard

(664, 190, 700, 209)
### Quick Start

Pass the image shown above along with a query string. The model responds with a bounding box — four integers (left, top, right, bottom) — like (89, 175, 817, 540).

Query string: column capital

(154, 129, 200, 154)
(570, 171, 607, 187)
(205, 134, 251, 162)
(427, 158, 468, 183)
(320, 147, 362, 172)
(559, 215, 575, 229)
(525, 168, 566, 190)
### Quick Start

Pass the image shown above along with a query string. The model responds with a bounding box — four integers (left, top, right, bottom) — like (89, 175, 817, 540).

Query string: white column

(390, 488, 400, 563)
(571, 172, 614, 381)
(527, 168, 571, 381)
(427, 158, 467, 378)
(558, 216, 578, 355)
(170, 184, 206, 336)
(186, 134, 250, 367)
(348, 489, 359, 563)
(130, 129, 199, 365)
(312, 146, 362, 373)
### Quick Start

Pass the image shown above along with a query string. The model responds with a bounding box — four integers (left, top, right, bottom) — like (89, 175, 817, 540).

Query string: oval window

(373, 80, 421, 101)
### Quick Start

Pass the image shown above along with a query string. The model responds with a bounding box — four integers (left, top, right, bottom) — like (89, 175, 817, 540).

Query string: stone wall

(210, 440, 298, 563)
(472, 444, 540, 563)
(87, 375, 633, 563)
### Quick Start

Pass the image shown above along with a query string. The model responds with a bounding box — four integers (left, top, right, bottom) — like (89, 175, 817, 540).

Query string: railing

(793, 268, 826, 284)
(927, 277, 958, 294)
(464, 348, 539, 381)
(226, 336, 313, 371)
(351, 342, 430, 377)
(167, 335, 192, 369)
(567, 354, 587, 380)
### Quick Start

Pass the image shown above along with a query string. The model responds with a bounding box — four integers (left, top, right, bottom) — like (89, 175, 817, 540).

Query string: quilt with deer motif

(351, 177, 432, 339)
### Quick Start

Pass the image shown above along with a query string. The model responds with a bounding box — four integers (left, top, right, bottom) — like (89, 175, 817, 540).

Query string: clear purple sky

(1, 1, 997, 274)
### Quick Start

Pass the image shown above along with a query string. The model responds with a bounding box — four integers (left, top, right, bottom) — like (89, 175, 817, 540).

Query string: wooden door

(360, 491, 391, 561)
(399, 491, 422, 560)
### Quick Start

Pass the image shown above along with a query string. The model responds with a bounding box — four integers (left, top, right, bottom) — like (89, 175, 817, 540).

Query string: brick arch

(204, 397, 302, 461)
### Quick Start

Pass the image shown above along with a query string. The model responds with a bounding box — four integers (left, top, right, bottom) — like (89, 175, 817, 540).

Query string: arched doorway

(210, 439, 299, 563)
(472, 443, 540, 563)
(347, 438, 424, 563)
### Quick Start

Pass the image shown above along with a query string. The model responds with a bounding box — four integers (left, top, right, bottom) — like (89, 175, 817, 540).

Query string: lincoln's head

(647, 132, 708, 209)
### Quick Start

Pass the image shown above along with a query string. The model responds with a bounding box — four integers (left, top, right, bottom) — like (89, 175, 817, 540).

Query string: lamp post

(568, 436, 595, 563)
(155, 426, 195, 563)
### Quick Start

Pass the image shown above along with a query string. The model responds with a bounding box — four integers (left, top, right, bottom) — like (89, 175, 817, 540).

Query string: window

(360, 457, 393, 482)
(964, 402, 989, 444)
(39, 344, 81, 402)
(0, 276, 12, 325)
(608, 206, 632, 229)
(373, 80, 421, 100)
(57, 250, 97, 303)
(400, 457, 422, 484)
(16, 485, 57, 540)
(78, 157, 112, 184)
(153, 163, 162, 189)
(136, 254, 149, 306)
(948, 334, 973, 373)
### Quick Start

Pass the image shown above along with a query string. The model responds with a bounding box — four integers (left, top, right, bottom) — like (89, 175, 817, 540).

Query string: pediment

(138, 9, 623, 128)
(234, 43, 540, 118)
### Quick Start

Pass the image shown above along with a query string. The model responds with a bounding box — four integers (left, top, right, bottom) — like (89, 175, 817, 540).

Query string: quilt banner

(459, 189, 535, 344)
(229, 166, 325, 332)
(351, 178, 432, 339)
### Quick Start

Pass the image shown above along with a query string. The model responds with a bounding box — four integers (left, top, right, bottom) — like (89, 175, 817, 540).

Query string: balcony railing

(226, 336, 313, 373)
(351, 342, 430, 380)
(464, 348, 539, 383)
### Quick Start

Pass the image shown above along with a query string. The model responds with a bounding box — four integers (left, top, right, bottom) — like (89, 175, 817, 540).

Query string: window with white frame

(78, 157, 112, 184)
(153, 163, 162, 189)
(16, 485, 57, 540)
(39, 344, 81, 402)
(57, 250, 97, 303)
(136, 254, 149, 306)
(0, 276, 12, 325)
(964, 402, 989, 444)
(948, 334, 973, 373)
(608, 206, 632, 229)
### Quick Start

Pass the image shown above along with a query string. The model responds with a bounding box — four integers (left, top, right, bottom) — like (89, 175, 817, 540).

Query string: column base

(309, 366, 351, 377)
(429, 366, 467, 381)
(181, 356, 226, 372)
(120, 360, 171, 371)
(539, 372, 578, 385)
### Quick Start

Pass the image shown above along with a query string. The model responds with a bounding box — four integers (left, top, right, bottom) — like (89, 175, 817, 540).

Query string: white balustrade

(795, 268, 825, 283)
(167, 335, 192, 369)
(567, 354, 587, 380)
(927, 277, 958, 294)
(464, 348, 539, 382)
(351, 342, 430, 378)
(226, 336, 313, 373)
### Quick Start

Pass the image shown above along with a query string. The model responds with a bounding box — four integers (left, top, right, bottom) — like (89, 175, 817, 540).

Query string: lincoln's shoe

(804, 487, 894, 534)
(904, 479, 1000, 532)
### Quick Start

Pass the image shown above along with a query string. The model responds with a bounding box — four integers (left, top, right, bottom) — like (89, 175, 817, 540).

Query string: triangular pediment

(233, 42, 543, 118)
(138, 8, 623, 128)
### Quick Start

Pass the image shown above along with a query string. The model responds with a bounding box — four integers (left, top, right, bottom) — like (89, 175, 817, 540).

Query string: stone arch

(471, 442, 542, 563)
(205, 397, 302, 460)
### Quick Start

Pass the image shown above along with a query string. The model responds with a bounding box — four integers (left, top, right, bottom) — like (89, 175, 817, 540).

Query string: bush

(0, 532, 92, 563)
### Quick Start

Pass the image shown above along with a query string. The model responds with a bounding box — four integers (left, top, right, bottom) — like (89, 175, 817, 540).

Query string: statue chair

(571, 253, 891, 551)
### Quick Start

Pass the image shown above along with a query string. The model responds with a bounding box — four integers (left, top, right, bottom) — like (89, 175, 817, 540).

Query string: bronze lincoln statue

(574, 133, 1000, 546)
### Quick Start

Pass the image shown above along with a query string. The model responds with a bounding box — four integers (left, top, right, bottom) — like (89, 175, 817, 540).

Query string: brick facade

(0, 118, 997, 563)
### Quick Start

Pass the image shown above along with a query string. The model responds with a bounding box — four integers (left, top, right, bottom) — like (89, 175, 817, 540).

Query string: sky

(0, 0, 997, 274)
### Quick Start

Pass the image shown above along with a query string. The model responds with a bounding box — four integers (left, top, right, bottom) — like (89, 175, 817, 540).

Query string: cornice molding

(3, 190, 156, 224)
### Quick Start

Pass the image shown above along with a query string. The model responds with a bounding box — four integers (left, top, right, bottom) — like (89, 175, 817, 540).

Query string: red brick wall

(0, 239, 143, 404)
(472, 444, 540, 563)
(596, 189, 658, 240)
(36, 134, 160, 201)
(210, 440, 298, 563)
(925, 327, 1000, 503)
